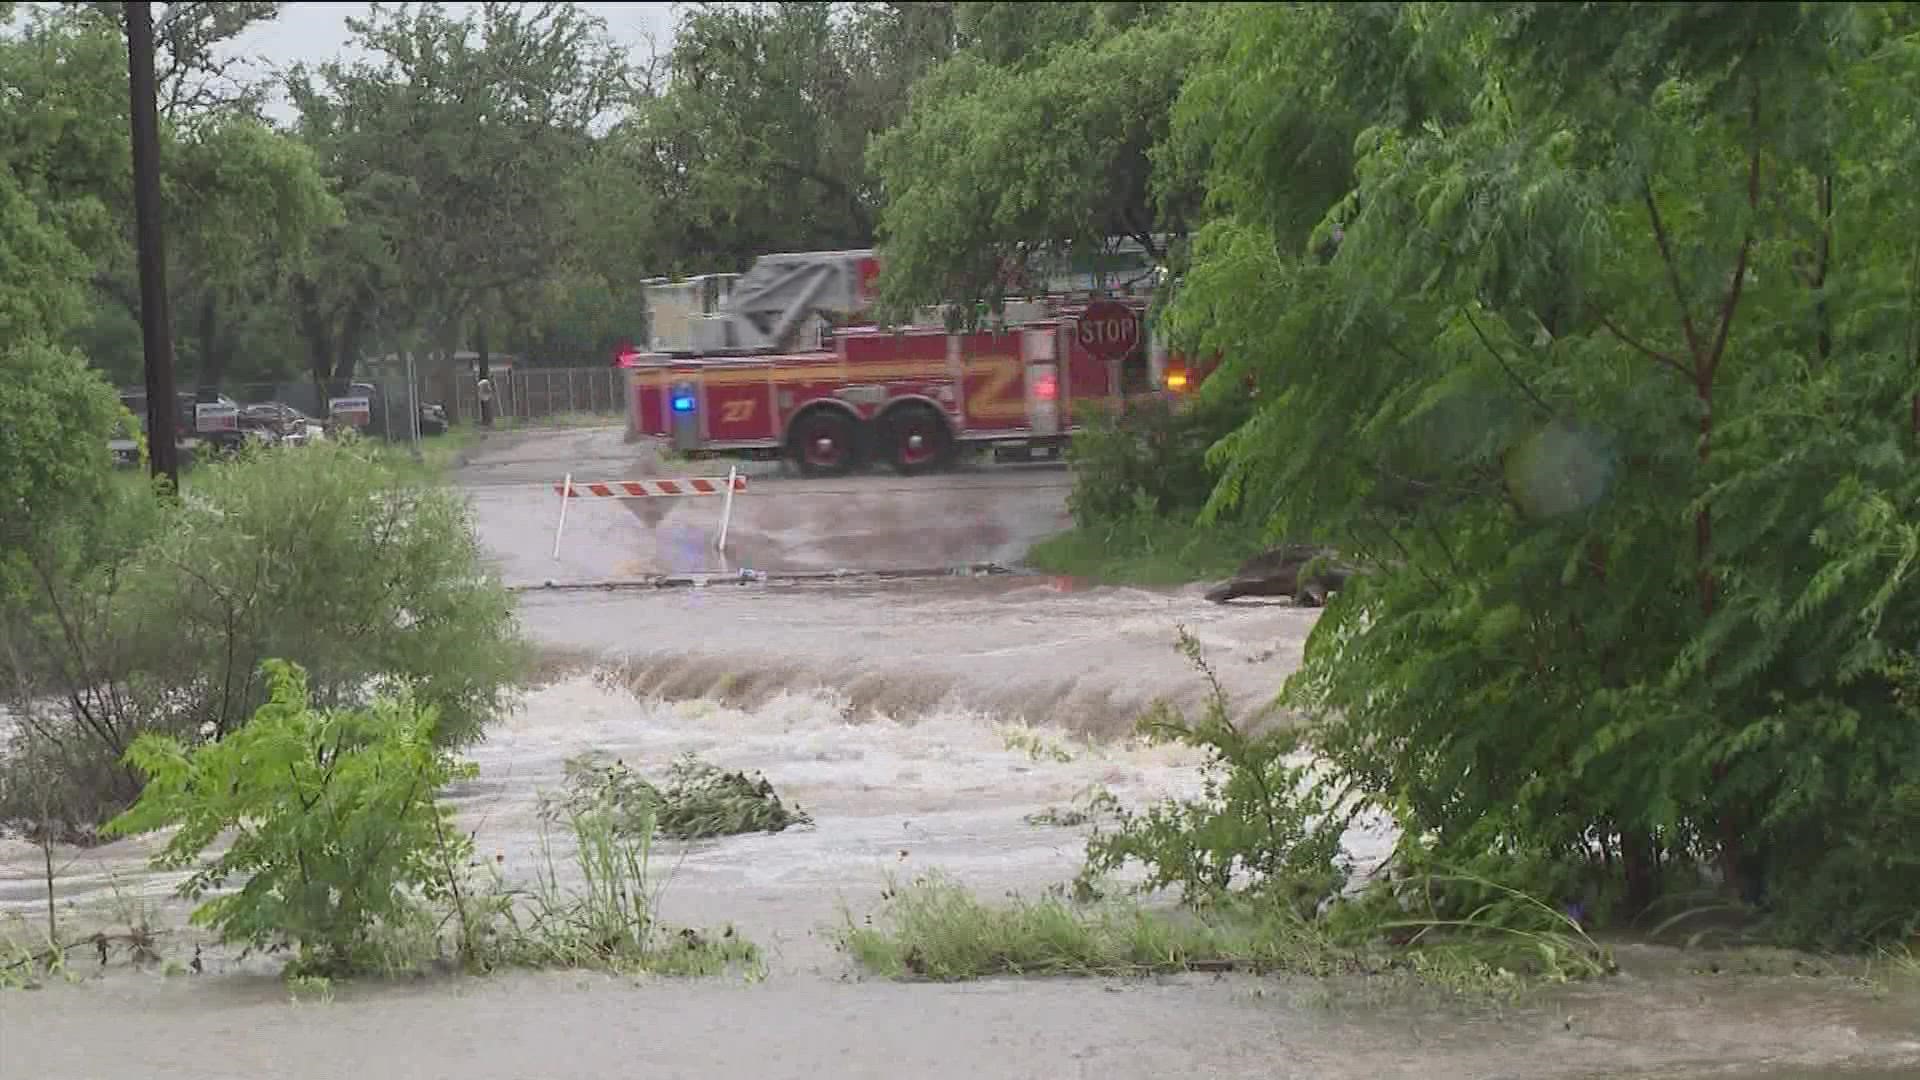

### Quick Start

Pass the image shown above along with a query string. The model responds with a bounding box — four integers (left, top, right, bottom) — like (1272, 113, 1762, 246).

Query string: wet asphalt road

(455, 426, 1076, 585)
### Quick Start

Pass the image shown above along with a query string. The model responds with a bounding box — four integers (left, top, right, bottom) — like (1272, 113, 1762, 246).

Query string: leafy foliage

(1079, 630, 1352, 911)
(544, 751, 812, 840)
(1144, 1, 1920, 946)
(1062, 392, 1251, 527)
(103, 662, 474, 976)
(870, 2, 1228, 313)
(1, 439, 527, 836)
(0, 341, 122, 580)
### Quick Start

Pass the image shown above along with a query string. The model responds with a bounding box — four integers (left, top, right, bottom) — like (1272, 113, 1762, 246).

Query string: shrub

(102, 662, 473, 976)
(1078, 628, 1352, 913)
(0, 338, 122, 598)
(542, 751, 812, 840)
(1, 437, 528, 837)
(1063, 391, 1251, 529)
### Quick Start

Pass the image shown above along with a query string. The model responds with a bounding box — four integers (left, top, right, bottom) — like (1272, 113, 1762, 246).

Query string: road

(3, 426, 1916, 1080)
(457, 426, 1075, 584)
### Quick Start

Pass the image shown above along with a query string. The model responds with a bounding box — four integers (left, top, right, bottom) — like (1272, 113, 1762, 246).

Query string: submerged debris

(543, 751, 813, 839)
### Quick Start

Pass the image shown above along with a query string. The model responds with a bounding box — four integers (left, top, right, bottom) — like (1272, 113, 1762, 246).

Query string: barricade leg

(715, 465, 737, 554)
(553, 472, 572, 559)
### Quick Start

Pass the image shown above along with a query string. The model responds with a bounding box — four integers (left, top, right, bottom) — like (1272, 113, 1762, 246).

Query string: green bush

(103, 662, 474, 976)
(1, 437, 528, 837)
(1063, 391, 1251, 529)
(0, 338, 122, 598)
(1079, 628, 1351, 912)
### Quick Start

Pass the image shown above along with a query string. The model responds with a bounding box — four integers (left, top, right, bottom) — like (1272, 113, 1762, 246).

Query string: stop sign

(1076, 300, 1141, 360)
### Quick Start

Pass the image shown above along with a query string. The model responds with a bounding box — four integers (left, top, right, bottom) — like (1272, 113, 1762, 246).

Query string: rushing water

(3, 440, 1916, 1078)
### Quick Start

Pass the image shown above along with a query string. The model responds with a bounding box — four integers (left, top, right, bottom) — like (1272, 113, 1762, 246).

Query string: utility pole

(125, 1, 179, 488)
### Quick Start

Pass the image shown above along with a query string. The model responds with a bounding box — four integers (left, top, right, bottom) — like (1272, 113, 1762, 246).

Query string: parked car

(418, 401, 448, 436)
(117, 390, 267, 457)
(242, 401, 326, 445)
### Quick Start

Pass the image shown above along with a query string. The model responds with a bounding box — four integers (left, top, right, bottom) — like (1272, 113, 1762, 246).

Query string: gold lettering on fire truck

(718, 398, 756, 425)
(965, 356, 1026, 420)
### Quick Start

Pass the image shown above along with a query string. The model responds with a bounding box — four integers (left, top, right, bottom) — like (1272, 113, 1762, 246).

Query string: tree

(4, 3, 334, 390)
(589, 2, 957, 279)
(1151, 1, 1920, 943)
(869, 2, 1229, 314)
(285, 2, 627, 389)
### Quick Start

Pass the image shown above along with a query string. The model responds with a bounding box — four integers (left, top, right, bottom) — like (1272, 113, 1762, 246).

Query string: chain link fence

(150, 366, 627, 442)
(447, 367, 627, 426)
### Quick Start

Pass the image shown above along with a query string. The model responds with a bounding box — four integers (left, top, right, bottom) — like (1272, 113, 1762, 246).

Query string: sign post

(1075, 300, 1141, 361)
(328, 395, 372, 428)
(194, 400, 238, 434)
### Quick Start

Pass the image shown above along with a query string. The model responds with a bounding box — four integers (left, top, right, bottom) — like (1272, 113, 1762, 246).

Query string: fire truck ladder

(689, 249, 876, 353)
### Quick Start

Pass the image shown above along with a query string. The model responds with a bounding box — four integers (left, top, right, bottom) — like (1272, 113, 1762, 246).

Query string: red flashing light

(1034, 372, 1059, 401)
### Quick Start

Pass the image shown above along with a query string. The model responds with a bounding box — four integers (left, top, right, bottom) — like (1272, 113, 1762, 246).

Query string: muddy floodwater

(4, 429, 1917, 1080)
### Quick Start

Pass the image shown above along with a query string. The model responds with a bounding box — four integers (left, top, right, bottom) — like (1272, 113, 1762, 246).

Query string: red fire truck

(622, 248, 1206, 476)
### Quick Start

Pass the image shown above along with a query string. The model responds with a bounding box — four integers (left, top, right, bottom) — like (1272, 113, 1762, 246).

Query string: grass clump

(543, 751, 812, 840)
(1024, 515, 1266, 587)
(842, 873, 1367, 982)
(458, 807, 759, 977)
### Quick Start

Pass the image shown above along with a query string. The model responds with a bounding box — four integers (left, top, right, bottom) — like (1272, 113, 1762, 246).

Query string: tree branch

(1463, 307, 1554, 415)
(1597, 312, 1695, 380)
(1642, 179, 1705, 364)
(1702, 88, 1763, 386)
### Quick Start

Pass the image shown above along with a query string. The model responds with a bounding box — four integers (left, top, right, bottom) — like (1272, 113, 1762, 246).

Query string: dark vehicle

(418, 401, 448, 436)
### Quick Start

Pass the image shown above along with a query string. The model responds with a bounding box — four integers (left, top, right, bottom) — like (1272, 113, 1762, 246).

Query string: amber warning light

(1164, 370, 1190, 391)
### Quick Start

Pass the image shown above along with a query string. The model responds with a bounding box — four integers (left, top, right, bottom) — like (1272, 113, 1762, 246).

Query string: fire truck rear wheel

(881, 403, 954, 476)
(790, 409, 859, 477)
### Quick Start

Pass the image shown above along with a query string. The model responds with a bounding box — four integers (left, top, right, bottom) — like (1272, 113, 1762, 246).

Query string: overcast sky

(220, 2, 681, 120)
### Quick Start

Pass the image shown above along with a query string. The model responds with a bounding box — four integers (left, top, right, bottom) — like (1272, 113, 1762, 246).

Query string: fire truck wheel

(881, 403, 954, 475)
(790, 409, 859, 477)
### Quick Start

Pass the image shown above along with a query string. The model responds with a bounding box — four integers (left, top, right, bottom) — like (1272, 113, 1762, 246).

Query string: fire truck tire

(789, 408, 860, 477)
(880, 403, 954, 475)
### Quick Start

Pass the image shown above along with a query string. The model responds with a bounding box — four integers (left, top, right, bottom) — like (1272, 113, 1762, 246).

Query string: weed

(1024, 784, 1121, 828)
(840, 872, 1367, 981)
(286, 974, 334, 1004)
(543, 751, 811, 840)
(470, 807, 760, 976)
(1078, 627, 1351, 908)
(999, 725, 1077, 764)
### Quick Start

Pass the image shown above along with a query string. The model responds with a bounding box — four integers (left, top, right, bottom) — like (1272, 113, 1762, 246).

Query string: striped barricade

(553, 467, 744, 559)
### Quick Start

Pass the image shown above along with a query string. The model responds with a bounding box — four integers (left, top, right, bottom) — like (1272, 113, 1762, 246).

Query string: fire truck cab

(623, 248, 1194, 476)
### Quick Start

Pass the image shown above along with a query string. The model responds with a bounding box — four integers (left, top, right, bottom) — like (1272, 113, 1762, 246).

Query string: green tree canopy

(1156, 0, 1920, 942)
(869, 2, 1230, 314)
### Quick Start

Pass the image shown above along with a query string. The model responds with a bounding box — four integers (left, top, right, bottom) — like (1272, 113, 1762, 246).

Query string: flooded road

(459, 426, 1075, 582)
(4, 428, 1917, 1080)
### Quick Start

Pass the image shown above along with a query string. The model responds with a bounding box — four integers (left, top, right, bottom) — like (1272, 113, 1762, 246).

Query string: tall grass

(1024, 516, 1267, 586)
(841, 873, 1361, 981)
(467, 807, 759, 976)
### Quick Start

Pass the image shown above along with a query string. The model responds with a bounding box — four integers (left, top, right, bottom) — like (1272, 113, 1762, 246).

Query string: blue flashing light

(671, 393, 697, 414)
